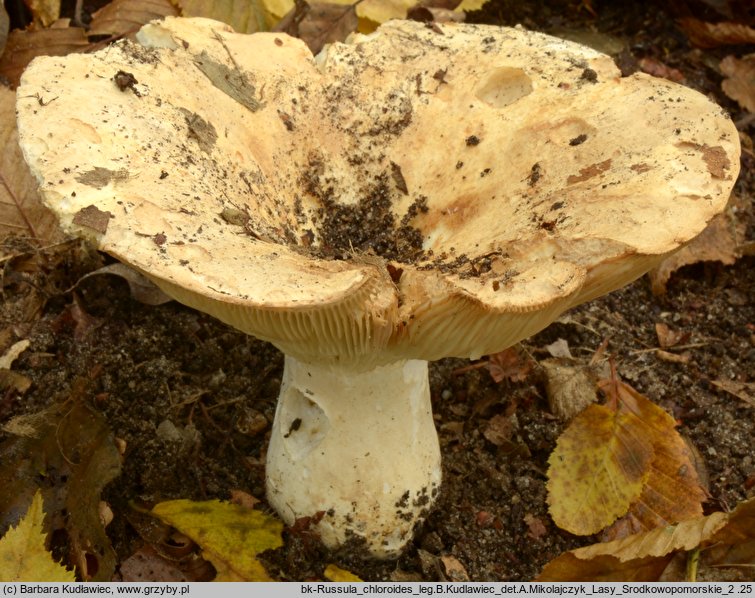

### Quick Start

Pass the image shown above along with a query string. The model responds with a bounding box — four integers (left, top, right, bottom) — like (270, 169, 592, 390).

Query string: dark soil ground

(1, 0, 753, 583)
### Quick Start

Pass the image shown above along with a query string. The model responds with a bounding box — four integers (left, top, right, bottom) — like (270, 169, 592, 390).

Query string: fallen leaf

(407, 0, 466, 24)
(711, 379, 755, 408)
(720, 54, 755, 113)
(178, 0, 272, 33)
(0, 3, 9, 56)
(151, 499, 283, 581)
(0, 490, 75, 582)
(538, 497, 755, 582)
(654, 323, 689, 348)
(119, 544, 214, 582)
(549, 28, 625, 55)
(544, 338, 572, 359)
(267, 0, 486, 33)
(409, 0, 463, 10)
(26, 0, 61, 27)
(89, 0, 179, 37)
(440, 554, 469, 581)
(0, 88, 66, 247)
(488, 347, 531, 383)
(323, 563, 363, 581)
(0, 370, 32, 394)
(229, 489, 261, 510)
(547, 401, 654, 535)
(600, 382, 706, 541)
(654, 349, 691, 364)
(649, 193, 747, 295)
(482, 413, 516, 446)
(541, 358, 598, 420)
(0, 339, 30, 369)
(0, 401, 122, 580)
(0, 339, 32, 394)
(278, 0, 359, 54)
(638, 57, 685, 83)
(75, 263, 172, 305)
(0, 22, 89, 88)
(524, 513, 548, 541)
(678, 18, 755, 48)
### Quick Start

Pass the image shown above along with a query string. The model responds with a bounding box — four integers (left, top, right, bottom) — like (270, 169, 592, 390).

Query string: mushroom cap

(17, 18, 739, 366)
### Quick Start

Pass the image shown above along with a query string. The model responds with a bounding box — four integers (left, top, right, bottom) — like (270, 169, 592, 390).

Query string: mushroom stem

(266, 356, 441, 558)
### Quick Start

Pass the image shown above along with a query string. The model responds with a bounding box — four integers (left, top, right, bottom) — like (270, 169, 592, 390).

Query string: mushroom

(16, 17, 739, 557)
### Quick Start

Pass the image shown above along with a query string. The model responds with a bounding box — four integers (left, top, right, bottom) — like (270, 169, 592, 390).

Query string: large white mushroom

(16, 17, 739, 557)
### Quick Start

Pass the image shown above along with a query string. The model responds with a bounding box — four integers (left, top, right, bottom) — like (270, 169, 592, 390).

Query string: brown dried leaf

(0, 401, 122, 580)
(299, 2, 358, 54)
(524, 513, 548, 541)
(229, 490, 261, 510)
(538, 497, 755, 582)
(0, 3, 9, 56)
(277, 0, 358, 55)
(487, 347, 531, 383)
(711, 379, 755, 408)
(482, 413, 516, 446)
(0, 88, 66, 247)
(0, 22, 89, 88)
(678, 17, 755, 48)
(720, 54, 755, 113)
(654, 323, 689, 348)
(407, 6, 465, 23)
(89, 0, 179, 38)
(544, 338, 572, 359)
(411, 0, 463, 10)
(119, 545, 213, 582)
(440, 555, 469, 581)
(638, 57, 685, 83)
(76, 263, 172, 306)
(655, 349, 691, 364)
(541, 358, 598, 420)
(649, 194, 747, 295)
(600, 382, 706, 541)
(537, 552, 671, 582)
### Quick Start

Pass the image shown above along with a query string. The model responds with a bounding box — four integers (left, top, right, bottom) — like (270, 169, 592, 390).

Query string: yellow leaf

(324, 564, 363, 582)
(536, 499, 755, 581)
(151, 499, 283, 581)
(178, 0, 273, 33)
(0, 490, 75, 582)
(602, 383, 706, 540)
(547, 403, 653, 535)
(27, 0, 61, 27)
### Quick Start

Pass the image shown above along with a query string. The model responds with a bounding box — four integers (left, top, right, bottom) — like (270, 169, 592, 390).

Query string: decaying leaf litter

(0, 0, 753, 583)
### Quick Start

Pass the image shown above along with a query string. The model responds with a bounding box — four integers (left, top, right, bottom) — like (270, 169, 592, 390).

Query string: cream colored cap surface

(17, 18, 739, 365)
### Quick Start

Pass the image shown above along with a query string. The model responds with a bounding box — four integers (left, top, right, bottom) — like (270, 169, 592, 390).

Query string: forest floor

(0, 0, 753, 583)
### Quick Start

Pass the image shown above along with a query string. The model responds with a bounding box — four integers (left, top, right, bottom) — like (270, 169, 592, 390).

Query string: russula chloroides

(16, 17, 740, 557)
